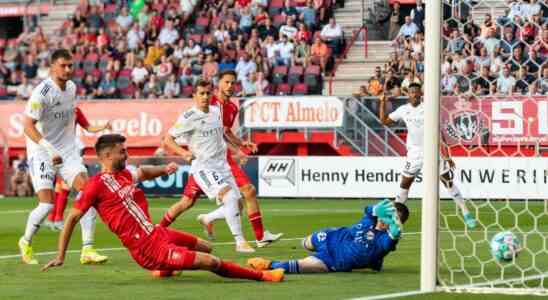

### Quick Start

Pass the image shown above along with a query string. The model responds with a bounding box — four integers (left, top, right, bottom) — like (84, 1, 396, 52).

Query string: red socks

(213, 261, 263, 281)
(159, 213, 174, 227)
(248, 212, 264, 241)
(48, 190, 69, 222)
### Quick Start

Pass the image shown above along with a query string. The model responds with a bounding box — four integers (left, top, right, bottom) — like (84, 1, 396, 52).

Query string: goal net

(424, 0, 548, 296)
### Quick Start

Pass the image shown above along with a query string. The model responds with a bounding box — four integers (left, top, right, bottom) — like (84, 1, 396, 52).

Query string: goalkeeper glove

(372, 199, 395, 219)
(380, 215, 402, 240)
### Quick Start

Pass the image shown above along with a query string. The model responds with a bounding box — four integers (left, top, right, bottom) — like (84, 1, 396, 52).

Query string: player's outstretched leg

(52, 182, 70, 229)
(159, 195, 197, 227)
(239, 184, 283, 248)
(440, 174, 477, 229)
(195, 253, 284, 282)
(219, 187, 255, 253)
(197, 206, 223, 241)
(247, 256, 328, 274)
(19, 189, 54, 264)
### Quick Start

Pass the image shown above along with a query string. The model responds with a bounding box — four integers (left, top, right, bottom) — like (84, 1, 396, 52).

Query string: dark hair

(409, 82, 422, 90)
(219, 69, 237, 80)
(50, 49, 72, 63)
(394, 202, 410, 224)
(95, 134, 126, 155)
(193, 79, 211, 94)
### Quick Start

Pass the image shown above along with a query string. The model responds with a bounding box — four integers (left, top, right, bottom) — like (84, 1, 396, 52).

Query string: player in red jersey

(160, 70, 282, 249)
(45, 107, 111, 231)
(42, 134, 284, 282)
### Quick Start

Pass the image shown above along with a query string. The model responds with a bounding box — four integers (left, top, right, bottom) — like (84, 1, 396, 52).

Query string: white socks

(203, 206, 225, 224)
(80, 206, 97, 247)
(395, 188, 409, 204)
(23, 202, 53, 244)
(448, 184, 470, 215)
(221, 189, 245, 244)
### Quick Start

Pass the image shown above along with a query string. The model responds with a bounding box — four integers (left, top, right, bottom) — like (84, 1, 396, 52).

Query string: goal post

(422, 0, 548, 296)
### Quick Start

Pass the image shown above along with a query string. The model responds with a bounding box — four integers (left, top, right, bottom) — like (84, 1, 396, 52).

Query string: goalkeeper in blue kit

(247, 200, 409, 273)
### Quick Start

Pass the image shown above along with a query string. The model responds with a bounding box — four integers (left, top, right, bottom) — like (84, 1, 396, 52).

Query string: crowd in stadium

(0, 0, 346, 100)
(354, 0, 547, 99)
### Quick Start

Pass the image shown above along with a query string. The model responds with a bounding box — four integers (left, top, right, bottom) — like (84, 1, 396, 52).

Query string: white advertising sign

(242, 96, 344, 128)
(258, 157, 547, 199)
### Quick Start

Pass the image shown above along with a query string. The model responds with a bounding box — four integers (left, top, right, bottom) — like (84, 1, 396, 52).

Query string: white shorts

(192, 165, 240, 204)
(402, 157, 451, 178)
(28, 150, 87, 192)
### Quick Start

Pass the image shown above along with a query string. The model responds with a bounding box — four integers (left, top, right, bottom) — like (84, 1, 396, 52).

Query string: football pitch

(0, 197, 545, 300)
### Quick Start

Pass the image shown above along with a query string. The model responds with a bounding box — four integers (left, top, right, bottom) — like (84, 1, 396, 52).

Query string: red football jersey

(74, 169, 154, 250)
(75, 107, 90, 128)
(210, 95, 238, 130)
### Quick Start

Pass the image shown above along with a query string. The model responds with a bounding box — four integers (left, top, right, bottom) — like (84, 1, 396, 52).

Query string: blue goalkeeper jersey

(311, 206, 398, 272)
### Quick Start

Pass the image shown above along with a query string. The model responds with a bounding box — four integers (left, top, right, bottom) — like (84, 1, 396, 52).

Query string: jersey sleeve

(75, 107, 91, 128)
(388, 106, 404, 122)
(73, 179, 100, 214)
(378, 232, 398, 252)
(24, 85, 48, 120)
(168, 110, 195, 141)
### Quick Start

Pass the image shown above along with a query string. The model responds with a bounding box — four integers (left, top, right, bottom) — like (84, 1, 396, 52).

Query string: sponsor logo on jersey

(260, 158, 296, 186)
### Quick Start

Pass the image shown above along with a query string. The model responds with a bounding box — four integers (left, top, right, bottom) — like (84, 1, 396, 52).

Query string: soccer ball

(490, 231, 521, 262)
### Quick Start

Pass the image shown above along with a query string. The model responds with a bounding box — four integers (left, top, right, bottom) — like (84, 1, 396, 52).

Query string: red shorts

(183, 155, 252, 200)
(129, 226, 198, 271)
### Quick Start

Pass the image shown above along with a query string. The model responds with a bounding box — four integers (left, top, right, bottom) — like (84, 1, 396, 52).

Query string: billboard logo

(261, 158, 296, 186)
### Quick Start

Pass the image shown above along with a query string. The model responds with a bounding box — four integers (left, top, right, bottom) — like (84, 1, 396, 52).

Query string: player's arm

(163, 112, 195, 163)
(224, 128, 258, 153)
(23, 93, 62, 164)
(42, 181, 97, 271)
(76, 107, 112, 133)
(378, 94, 395, 126)
(136, 163, 178, 181)
(440, 133, 456, 169)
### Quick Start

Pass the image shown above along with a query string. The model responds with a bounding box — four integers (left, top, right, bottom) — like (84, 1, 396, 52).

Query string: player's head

(408, 82, 422, 106)
(193, 79, 211, 110)
(394, 202, 409, 224)
(218, 70, 237, 99)
(95, 134, 128, 171)
(50, 49, 73, 83)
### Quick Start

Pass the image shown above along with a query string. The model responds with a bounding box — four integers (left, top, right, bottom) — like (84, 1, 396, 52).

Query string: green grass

(0, 197, 546, 300)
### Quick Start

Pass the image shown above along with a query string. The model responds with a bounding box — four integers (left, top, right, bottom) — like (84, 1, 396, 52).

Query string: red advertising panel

(441, 96, 548, 145)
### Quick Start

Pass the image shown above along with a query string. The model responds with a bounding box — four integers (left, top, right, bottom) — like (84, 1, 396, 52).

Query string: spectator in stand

(15, 76, 33, 100)
(127, 22, 145, 50)
(384, 1, 404, 41)
(258, 18, 278, 40)
(500, 27, 519, 60)
(410, 0, 425, 33)
(446, 30, 465, 54)
(508, 46, 527, 72)
(255, 71, 270, 96)
(368, 66, 385, 96)
(21, 54, 38, 79)
(310, 36, 329, 71)
(202, 54, 219, 84)
(116, 7, 133, 31)
(300, 0, 317, 30)
(239, 6, 254, 34)
(413, 51, 425, 75)
(275, 34, 295, 66)
(515, 66, 536, 95)
(472, 65, 495, 95)
(218, 55, 237, 73)
(279, 17, 298, 41)
(282, 0, 299, 19)
(527, 49, 544, 74)
(496, 64, 516, 95)
(183, 39, 202, 63)
(397, 16, 419, 40)
(190, 54, 205, 84)
(401, 69, 422, 95)
(144, 74, 163, 98)
(383, 69, 401, 96)
(87, 5, 103, 30)
(178, 61, 193, 86)
(137, 4, 151, 29)
(242, 71, 258, 97)
(441, 67, 458, 95)
(97, 72, 118, 99)
(163, 74, 181, 98)
(294, 38, 311, 67)
(144, 39, 165, 66)
(539, 66, 548, 95)
(159, 20, 179, 47)
(320, 17, 343, 55)
(36, 59, 49, 80)
(296, 23, 312, 43)
(202, 35, 220, 59)
(83, 74, 99, 99)
(254, 54, 270, 77)
(156, 55, 173, 82)
(235, 52, 257, 82)
(474, 47, 492, 71)
(480, 14, 497, 42)
(483, 28, 500, 56)
(532, 28, 548, 58)
(10, 153, 32, 197)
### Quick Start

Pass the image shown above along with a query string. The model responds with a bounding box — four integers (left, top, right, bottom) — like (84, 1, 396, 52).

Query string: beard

(113, 159, 126, 171)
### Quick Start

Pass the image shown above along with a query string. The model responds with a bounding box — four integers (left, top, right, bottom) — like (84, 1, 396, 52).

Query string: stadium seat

(119, 84, 135, 99)
(91, 68, 102, 78)
(272, 66, 289, 85)
(181, 85, 193, 97)
(0, 38, 6, 48)
(275, 83, 291, 95)
(98, 56, 109, 71)
(0, 86, 8, 98)
(73, 69, 85, 83)
(273, 14, 287, 28)
(116, 76, 130, 90)
(269, 0, 284, 15)
(304, 65, 321, 92)
(83, 60, 97, 74)
(288, 66, 304, 85)
(195, 17, 210, 34)
(188, 34, 202, 44)
(234, 82, 242, 95)
(292, 83, 308, 95)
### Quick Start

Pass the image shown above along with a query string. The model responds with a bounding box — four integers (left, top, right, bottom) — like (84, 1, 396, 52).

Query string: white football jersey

(24, 77, 78, 157)
(389, 102, 424, 158)
(168, 105, 227, 172)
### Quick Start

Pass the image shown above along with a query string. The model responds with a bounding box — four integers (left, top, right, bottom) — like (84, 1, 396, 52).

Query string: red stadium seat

(118, 68, 132, 78)
(288, 65, 304, 85)
(119, 84, 135, 99)
(91, 68, 102, 78)
(272, 66, 289, 85)
(275, 83, 291, 95)
(292, 83, 308, 95)
(273, 14, 287, 28)
(269, 0, 284, 15)
(195, 17, 210, 34)
(181, 85, 193, 97)
(73, 68, 85, 80)
(188, 34, 202, 44)
(234, 81, 242, 95)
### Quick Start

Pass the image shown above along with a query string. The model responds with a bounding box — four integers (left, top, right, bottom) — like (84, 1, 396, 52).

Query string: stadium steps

(38, 0, 79, 38)
(324, 40, 392, 96)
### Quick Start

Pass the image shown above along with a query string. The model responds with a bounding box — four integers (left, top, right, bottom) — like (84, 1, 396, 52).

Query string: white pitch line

(0, 233, 426, 261)
(346, 290, 431, 300)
